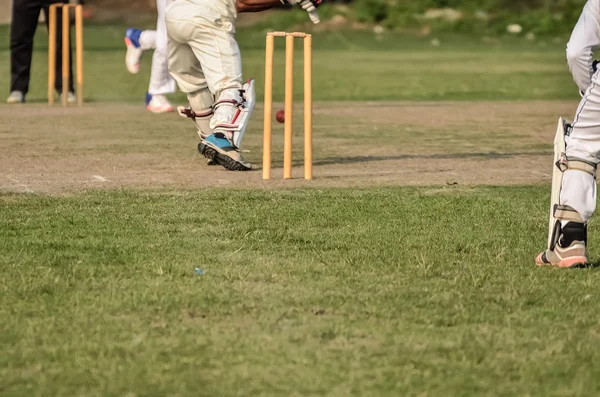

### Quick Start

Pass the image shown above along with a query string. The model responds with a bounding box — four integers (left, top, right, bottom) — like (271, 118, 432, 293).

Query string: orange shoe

(536, 222, 589, 268)
(536, 242, 589, 268)
(146, 94, 174, 114)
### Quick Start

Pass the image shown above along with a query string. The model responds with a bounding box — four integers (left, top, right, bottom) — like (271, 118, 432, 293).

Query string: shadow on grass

(260, 150, 551, 172)
(311, 151, 552, 167)
(583, 260, 600, 269)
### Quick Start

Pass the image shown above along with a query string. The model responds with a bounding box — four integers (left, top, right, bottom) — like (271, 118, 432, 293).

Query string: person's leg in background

(9, 0, 43, 103)
(124, 0, 176, 112)
(124, 28, 157, 74)
(146, 0, 177, 113)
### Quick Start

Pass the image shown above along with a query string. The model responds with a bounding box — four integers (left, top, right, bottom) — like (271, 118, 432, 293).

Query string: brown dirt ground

(0, 101, 578, 194)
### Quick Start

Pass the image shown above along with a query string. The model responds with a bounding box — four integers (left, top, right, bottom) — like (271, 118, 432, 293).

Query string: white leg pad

(178, 89, 215, 140)
(547, 117, 597, 249)
(548, 117, 569, 249)
(210, 79, 256, 149)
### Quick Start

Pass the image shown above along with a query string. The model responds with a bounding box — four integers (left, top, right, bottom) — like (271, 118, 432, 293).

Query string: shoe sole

(535, 252, 590, 268)
(198, 142, 251, 171)
(124, 38, 140, 74)
(197, 144, 216, 165)
(146, 105, 174, 114)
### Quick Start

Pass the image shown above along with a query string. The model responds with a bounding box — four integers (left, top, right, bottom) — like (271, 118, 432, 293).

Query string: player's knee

(189, 89, 214, 110)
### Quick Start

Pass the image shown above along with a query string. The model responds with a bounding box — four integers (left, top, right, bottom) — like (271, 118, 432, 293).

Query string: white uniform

(165, 0, 243, 138)
(138, 0, 177, 96)
(560, 0, 600, 223)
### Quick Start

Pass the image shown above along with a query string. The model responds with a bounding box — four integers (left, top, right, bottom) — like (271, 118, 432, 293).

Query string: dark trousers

(10, 0, 74, 95)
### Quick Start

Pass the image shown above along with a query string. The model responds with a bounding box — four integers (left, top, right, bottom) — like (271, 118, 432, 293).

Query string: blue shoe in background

(124, 28, 143, 74)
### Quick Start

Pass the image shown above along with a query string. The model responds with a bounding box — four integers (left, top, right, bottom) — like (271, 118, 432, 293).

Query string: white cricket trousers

(165, 0, 243, 126)
(138, 0, 177, 95)
(561, 0, 600, 222)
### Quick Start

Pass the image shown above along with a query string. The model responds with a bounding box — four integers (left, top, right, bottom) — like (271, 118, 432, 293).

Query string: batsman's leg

(537, 79, 600, 268)
(196, 79, 254, 172)
(166, 12, 212, 140)
(187, 19, 252, 170)
(166, 4, 219, 165)
(166, 2, 252, 171)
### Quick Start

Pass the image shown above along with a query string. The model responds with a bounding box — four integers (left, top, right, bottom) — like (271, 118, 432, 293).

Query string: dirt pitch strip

(0, 101, 577, 194)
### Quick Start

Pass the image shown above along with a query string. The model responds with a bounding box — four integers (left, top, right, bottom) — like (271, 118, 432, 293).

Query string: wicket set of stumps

(48, 3, 84, 106)
(263, 32, 313, 180)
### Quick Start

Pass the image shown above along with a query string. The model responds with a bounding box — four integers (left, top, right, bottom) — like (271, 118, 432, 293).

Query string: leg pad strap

(554, 204, 585, 223)
(557, 157, 597, 177)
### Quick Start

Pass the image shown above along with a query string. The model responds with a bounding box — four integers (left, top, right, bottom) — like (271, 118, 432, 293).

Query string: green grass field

(2, 21, 599, 397)
(0, 24, 580, 102)
(2, 188, 600, 396)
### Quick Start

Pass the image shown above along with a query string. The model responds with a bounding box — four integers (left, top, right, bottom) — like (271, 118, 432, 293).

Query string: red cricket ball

(276, 110, 285, 123)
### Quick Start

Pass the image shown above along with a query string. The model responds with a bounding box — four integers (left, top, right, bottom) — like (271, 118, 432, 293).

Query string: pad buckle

(556, 153, 568, 172)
